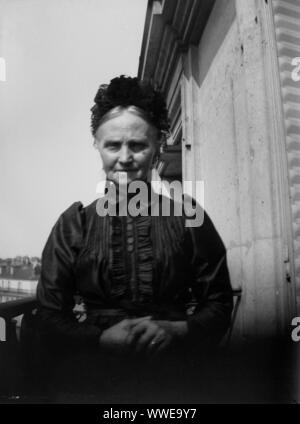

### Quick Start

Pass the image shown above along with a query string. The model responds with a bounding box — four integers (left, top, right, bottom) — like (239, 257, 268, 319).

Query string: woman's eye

(103, 141, 149, 152)
(130, 143, 148, 152)
(105, 142, 120, 151)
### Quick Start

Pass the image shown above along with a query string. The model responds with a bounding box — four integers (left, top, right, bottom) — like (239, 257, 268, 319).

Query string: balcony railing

(0, 297, 37, 342)
(0, 288, 242, 344)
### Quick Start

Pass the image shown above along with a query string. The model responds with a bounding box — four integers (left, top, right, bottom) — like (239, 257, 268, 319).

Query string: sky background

(0, 0, 148, 258)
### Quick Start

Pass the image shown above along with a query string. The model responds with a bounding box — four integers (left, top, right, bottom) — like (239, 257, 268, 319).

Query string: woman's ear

(154, 146, 161, 164)
(93, 138, 98, 150)
(151, 143, 161, 167)
(151, 154, 159, 169)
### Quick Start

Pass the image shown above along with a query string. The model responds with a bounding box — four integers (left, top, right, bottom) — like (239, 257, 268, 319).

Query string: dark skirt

(28, 340, 213, 403)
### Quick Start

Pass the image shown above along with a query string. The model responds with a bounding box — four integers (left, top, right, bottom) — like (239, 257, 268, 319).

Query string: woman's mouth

(112, 170, 140, 184)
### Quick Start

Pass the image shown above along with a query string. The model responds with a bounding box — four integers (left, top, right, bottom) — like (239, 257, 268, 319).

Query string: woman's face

(95, 110, 158, 186)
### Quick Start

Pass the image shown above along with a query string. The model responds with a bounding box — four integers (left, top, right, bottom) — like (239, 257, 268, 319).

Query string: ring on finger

(151, 335, 164, 346)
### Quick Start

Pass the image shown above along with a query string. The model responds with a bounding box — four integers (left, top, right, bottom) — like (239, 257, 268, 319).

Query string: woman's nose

(119, 145, 133, 164)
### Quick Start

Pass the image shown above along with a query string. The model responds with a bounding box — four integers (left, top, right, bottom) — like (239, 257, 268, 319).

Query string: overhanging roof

(138, 0, 216, 92)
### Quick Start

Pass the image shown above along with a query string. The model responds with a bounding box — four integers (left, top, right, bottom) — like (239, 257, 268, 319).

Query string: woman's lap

(33, 346, 207, 403)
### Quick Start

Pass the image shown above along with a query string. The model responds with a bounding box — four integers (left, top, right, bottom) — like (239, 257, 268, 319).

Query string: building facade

(0, 258, 39, 341)
(139, 0, 300, 342)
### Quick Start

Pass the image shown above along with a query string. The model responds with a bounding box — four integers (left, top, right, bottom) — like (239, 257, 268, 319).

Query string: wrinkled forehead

(95, 110, 159, 141)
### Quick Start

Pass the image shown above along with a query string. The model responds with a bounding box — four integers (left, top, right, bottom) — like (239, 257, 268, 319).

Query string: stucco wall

(184, 0, 288, 339)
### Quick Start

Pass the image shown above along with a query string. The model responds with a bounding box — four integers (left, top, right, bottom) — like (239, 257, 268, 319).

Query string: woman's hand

(127, 319, 188, 355)
(99, 316, 188, 356)
(98, 316, 151, 354)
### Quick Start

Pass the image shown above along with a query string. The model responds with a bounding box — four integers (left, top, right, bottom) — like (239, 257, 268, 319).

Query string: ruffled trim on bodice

(109, 215, 153, 303)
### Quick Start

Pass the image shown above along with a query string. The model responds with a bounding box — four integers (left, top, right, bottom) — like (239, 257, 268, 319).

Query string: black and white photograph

(0, 0, 300, 406)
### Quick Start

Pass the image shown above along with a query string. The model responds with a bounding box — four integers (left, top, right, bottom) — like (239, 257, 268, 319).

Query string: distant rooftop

(0, 257, 41, 281)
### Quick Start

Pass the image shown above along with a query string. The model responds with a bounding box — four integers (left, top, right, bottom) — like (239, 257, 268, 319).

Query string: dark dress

(32, 194, 233, 402)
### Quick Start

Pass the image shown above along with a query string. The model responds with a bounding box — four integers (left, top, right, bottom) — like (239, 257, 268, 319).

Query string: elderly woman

(34, 76, 233, 402)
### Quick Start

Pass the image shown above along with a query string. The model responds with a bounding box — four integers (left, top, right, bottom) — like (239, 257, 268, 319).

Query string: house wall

(180, 0, 291, 340)
(0, 279, 37, 293)
(271, 0, 300, 314)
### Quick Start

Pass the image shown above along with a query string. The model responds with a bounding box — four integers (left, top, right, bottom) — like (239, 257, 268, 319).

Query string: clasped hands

(99, 316, 188, 356)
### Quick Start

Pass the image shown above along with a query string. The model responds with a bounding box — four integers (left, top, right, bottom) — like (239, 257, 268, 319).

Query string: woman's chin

(109, 171, 146, 185)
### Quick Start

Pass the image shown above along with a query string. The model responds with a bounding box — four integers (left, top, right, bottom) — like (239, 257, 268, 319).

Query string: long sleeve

(186, 211, 233, 347)
(36, 202, 102, 349)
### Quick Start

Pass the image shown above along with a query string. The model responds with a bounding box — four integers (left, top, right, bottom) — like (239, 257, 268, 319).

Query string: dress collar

(95, 179, 167, 215)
